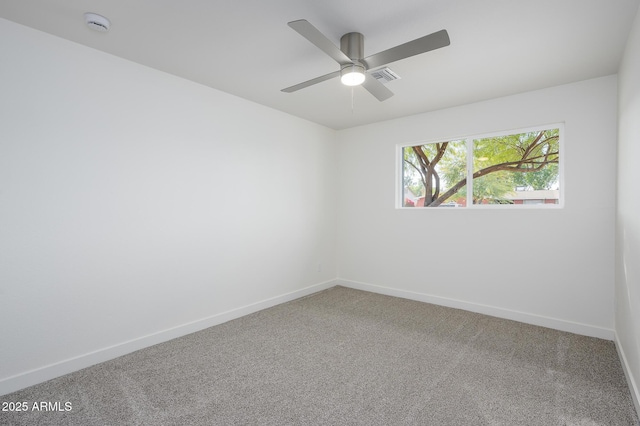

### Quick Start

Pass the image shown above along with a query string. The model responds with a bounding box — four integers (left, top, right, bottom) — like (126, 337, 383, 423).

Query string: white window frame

(397, 123, 564, 209)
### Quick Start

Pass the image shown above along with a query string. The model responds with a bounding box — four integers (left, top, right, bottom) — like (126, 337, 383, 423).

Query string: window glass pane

(402, 140, 467, 207)
(472, 128, 560, 205)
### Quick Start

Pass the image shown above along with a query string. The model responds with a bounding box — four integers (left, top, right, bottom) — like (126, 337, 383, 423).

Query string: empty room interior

(1, 0, 640, 424)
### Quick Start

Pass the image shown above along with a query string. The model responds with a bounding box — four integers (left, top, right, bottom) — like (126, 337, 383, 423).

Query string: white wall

(616, 5, 640, 413)
(336, 76, 618, 339)
(0, 18, 337, 394)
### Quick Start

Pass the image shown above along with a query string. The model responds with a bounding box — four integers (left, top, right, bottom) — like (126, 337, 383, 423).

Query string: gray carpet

(1, 286, 638, 425)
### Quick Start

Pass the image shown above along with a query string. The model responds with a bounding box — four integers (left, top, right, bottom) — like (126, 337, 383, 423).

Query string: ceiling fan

(281, 20, 450, 101)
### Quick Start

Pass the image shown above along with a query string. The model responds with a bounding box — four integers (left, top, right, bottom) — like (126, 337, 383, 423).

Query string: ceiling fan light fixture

(340, 64, 365, 86)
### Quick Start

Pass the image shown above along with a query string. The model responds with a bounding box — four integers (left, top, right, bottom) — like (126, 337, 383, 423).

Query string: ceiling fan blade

(361, 74, 394, 102)
(363, 29, 450, 69)
(281, 70, 341, 93)
(288, 19, 353, 66)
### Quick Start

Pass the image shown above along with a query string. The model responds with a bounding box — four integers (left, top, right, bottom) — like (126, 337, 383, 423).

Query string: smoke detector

(84, 13, 110, 32)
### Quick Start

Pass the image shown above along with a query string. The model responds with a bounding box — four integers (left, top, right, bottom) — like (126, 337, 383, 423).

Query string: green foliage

(512, 163, 559, 190)
(473, 171, 515, 204)
(438, 142, 467, 188)
(403, 149, 423, 195)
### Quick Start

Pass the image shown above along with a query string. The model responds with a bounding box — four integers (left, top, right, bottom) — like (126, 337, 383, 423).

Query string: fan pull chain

(351, 87, 355, 113)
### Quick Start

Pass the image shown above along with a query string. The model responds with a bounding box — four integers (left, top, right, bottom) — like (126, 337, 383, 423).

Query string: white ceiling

(1, 0, 638, 130)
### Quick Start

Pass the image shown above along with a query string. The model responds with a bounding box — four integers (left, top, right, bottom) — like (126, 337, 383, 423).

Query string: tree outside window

(401, 127, 560, 207)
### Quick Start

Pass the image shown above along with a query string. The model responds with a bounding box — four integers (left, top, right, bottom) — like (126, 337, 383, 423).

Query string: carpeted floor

(1, 286, 638, 425)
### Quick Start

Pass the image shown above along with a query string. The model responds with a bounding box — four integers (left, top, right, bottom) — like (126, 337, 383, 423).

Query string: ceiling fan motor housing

(340, 32, 364, 62)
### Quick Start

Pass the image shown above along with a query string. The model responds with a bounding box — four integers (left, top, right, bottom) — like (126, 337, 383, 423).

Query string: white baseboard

(0, 279, 337, 396)
(615, 334, 640, 418)
(337, 279, 615, 340)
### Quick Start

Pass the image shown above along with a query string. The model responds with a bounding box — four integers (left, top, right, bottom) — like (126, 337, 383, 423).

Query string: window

(400, 125, 562, 208)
